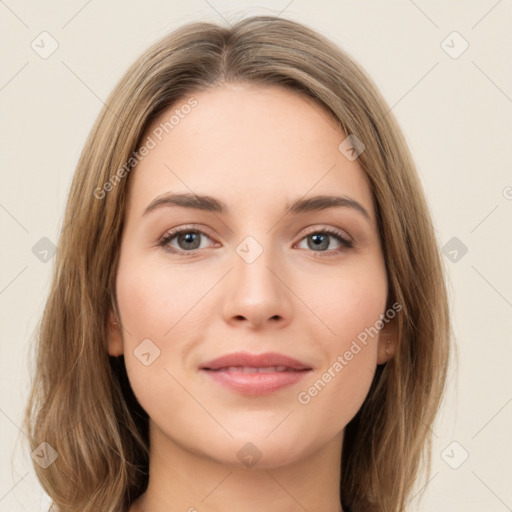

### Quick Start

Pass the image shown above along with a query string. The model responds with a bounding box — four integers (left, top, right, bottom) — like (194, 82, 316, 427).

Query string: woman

(25, 15, 451, 512)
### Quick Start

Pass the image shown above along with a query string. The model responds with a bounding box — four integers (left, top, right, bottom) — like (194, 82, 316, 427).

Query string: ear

(107, 310, 124, 356)
(377, 315, 398, 365)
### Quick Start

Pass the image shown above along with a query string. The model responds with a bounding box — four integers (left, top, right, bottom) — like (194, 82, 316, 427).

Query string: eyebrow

(143, 192, 371, 221)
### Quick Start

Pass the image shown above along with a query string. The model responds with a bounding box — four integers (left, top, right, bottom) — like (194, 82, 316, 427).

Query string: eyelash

(158, 225, 354, 257)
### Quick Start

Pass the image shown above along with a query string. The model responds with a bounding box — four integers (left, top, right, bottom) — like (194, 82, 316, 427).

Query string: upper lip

(200, 351, 312, 371)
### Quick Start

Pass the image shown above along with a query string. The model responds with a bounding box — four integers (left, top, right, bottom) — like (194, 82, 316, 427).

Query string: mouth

(199, 352, 312, 395)
(205, 366, 309, 373)
(200, 351, 312, 371)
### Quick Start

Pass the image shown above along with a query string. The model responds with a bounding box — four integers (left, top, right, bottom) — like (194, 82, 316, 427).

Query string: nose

(222, 240, 293, 330)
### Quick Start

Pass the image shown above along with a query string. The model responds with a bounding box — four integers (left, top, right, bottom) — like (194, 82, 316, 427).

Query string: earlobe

(107, 311, 124, 356)
(377, 317, 398, 365)
(377, 338, 396, 364)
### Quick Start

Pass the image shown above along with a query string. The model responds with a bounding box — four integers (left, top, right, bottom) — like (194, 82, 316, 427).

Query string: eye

(295, 228, 353, 256)
(158, 227, 215, 254)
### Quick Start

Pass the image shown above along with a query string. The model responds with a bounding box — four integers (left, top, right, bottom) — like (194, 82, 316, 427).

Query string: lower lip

(201, 368, 311, 395)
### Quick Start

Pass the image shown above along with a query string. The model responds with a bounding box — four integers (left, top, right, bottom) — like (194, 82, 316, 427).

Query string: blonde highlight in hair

(25, 16, 451, 512)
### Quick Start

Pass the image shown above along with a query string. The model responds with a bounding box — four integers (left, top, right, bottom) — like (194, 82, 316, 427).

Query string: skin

(108, 83, 397, 512)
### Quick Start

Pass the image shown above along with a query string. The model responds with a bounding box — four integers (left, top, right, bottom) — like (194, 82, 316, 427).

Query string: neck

(131, 420, 345, 512)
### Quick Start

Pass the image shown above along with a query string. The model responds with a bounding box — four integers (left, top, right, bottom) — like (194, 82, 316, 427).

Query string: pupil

(179, 232, 200, 250)
(310, 234, 328, 250)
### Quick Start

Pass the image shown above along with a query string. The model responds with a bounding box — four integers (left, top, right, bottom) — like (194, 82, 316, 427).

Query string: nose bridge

(233, 231, 282, 297)
(222, 230, 292, 327)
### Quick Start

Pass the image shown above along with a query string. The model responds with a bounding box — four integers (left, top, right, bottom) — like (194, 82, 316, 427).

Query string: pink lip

(200, 351, 312, 371)
(199, 351, 312, 396)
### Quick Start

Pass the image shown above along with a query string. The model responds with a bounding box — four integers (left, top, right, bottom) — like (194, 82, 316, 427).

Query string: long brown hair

(24, 15, 451, 512)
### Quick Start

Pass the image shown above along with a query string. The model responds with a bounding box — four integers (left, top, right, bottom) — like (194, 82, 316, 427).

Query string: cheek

(114, 257, 176, 399)
(331, 277, 386, 351)
(115, 256, 216, 414)
(116, 256, 207, 340)
(294, 265, 387, 427)
(303, 260, 387, 354)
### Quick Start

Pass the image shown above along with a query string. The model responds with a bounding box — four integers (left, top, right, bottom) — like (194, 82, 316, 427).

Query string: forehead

(126, 83, 375, 221)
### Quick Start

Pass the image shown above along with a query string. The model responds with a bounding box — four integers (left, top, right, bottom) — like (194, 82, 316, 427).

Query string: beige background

(1, 1, 511, 510)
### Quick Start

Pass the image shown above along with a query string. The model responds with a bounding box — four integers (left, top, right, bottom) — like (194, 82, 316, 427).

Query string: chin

(202, 433, 313, 470)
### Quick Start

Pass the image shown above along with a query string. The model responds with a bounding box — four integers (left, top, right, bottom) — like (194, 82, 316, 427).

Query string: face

(108, 83, 396, 469)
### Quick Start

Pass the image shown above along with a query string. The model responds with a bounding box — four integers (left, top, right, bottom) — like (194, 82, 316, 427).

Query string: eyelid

(298, 225, 353, 244)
